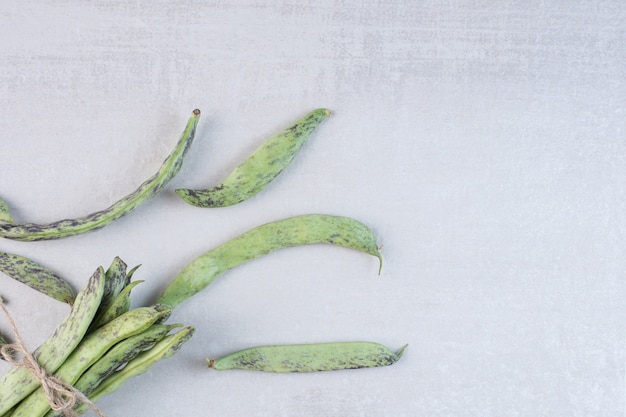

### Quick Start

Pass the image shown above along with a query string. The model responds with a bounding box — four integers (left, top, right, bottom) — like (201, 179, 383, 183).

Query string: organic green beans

(72, 326, 195, 415)
(0, 110, 201, 241)
(0, 198, 12, 224)
(158, 214, 382, 308)
(0, 267, 105, 415)
(0, 252, 75, 305)
(176, 108, 330, 207)
(209, 342, 407, 373)
(99, 257, 131, 312)
(91, 280, 143, 329)
(11, 306, 169, 417)
(44, 324, 178, 417)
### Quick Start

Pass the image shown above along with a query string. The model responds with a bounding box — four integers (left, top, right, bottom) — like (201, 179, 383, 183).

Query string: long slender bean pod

(91, 281, 143, 329)
(158, 214, 382, 308)
(0, 199, 12, 224)
(44, 324, 178, 417)
(0, 252, 75, 305)
(176, 108, 330, 207)
(72, 326, 194, 415)
(209, 342, 407, 373)
(0, 267, 105, 415)
(11, 306, 170, 417)
(0, 110, 201, 241)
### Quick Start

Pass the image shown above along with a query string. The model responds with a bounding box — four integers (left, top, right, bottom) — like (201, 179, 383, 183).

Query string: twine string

(0, 297, 106, 417)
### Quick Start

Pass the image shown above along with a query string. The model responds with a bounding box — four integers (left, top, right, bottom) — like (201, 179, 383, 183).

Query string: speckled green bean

(91, 280, 143, 329)
(0, 199, 12, 224)
(0, 252, 75, 305)
(0, 267, 105, 415)
(125, 264, 141, 281)
(0, 110, 201, 241)
(44, 324, 179, 417)
(99, 257, 130, 313)
(209, 342, 407, 373)
(11, 306, 170, 417)
(157, 214, 382, 308)
(73, 326, 195, 416)
(176, 108, 330, 207)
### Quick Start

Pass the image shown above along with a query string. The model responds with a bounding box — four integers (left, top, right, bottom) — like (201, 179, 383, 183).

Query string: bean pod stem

(0, 110, 201, 241)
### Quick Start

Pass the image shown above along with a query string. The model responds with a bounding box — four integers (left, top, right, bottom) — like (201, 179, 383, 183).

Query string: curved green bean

(11, 306, 169, 417)
(0, 110, 201, 241)
(209, 342, 407, 373)
(72, 326, 195, 415)
(0, 198, 12, 224)
(0, 252, 75, 305)
(0, 267, 105, 415)
(157, 214, 382, 308)
(176, 108, 330, 207)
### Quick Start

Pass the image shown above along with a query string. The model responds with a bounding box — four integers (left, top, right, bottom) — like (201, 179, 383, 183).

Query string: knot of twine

(0, 297, 106, 417)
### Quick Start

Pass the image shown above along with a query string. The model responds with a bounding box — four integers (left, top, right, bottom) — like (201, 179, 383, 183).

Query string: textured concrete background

(0, 1, 624, 416)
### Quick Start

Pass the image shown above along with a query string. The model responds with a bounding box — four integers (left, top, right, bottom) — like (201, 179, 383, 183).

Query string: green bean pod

(209, 342, 407, 373)
(125, 264, 141, 281)
(72, 326, 195, 415)
(44, 324, 179, 417)
(11, 306, 170, 417)
(99, 257, 130, 313)
(157, 214, 382, 308)
(0, 267, 105, 415)
(0, 198, 12, 224)
(152, 303, 174, 324)
(0, 252, 75, 305)
(0, 110, 201, 241)
(91, 280, 143, 329)
(176, 108, 330, 207)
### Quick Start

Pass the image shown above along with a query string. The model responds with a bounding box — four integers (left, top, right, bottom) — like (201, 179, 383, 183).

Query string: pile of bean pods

(0, 258, 194, 417)
(0, 108, 405, 415)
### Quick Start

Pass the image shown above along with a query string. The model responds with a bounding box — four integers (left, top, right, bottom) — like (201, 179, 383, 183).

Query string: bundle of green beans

(0, 257, 194, 417)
